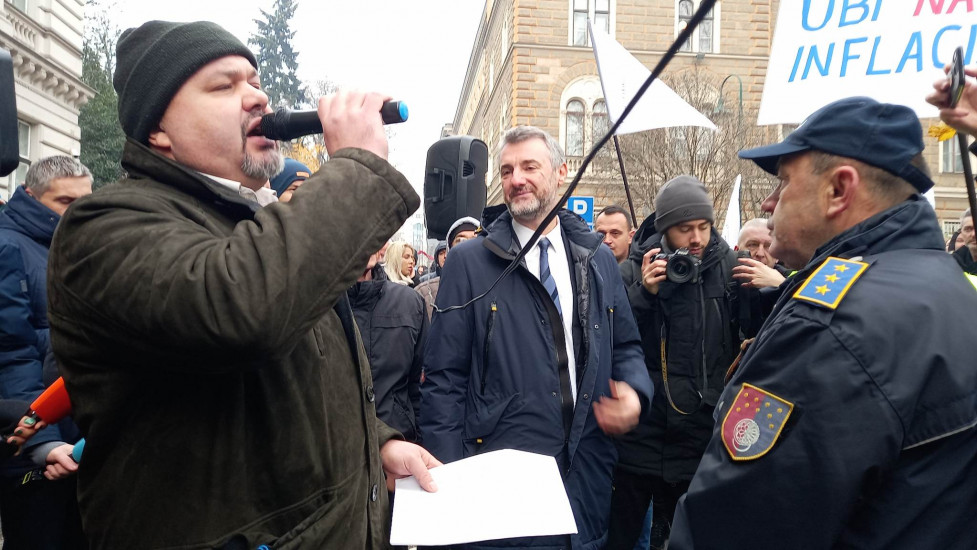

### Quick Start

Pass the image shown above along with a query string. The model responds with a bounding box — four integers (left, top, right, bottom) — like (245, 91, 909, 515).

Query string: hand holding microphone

(258, 91, 406, 160)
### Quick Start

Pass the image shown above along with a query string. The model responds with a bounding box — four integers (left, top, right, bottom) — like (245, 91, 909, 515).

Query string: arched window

(566, 100, 585, 156)
(592, 100, 608, 141)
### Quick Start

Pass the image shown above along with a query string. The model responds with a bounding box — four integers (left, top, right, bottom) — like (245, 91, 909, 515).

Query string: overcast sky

(111, 0, 484, 196)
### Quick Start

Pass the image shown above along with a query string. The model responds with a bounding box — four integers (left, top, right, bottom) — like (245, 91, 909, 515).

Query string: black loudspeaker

(424, 136, 488, 240)
(0, 49, 19, 177)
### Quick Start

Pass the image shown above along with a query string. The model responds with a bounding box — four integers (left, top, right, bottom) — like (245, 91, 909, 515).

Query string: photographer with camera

(608, 176, 740, 550)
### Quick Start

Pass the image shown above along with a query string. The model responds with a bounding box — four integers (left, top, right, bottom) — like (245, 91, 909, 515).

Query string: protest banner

(758, 0, 976, 125)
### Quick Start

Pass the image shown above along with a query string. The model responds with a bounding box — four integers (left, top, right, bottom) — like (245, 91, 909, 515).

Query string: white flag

(721, 175, 742, 247)
(589, 22, 717, 135)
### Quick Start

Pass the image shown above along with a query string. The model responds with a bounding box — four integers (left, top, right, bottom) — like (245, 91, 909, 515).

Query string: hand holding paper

(381, 439, 442, 493)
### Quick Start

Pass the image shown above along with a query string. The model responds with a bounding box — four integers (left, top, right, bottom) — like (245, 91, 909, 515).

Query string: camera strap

(656, 304, 703, 416)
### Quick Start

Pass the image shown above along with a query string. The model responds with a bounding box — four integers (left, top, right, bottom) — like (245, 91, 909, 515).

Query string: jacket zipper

(481, 301, 497, 394)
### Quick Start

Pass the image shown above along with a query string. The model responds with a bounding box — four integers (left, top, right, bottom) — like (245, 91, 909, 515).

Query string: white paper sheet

(390, 449, 578, 546)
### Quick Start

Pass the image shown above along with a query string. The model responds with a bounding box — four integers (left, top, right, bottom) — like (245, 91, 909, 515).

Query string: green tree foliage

(78, 1, 125, 189)
(249, 0, 306, 110)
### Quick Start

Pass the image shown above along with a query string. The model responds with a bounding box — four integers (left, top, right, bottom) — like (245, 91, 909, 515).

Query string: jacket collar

(120, 139, 261, 216)
(806, 195, 943, 267)
(479, 204, 603, 260)
(0, 186, 59, 246)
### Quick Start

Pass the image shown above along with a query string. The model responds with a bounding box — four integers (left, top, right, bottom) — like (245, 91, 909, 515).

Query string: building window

(3, 121, 30, 198)
(570, 0, 612, 46)
(5, 0, 27, 12)
(677, 0, 717, 53)
(566, 100, 585, 157)
(941, 138, 967, 174)
(572, 0, 588, 46)
(592, 99, 609, 153)
(592, 100, 608, 140)
(595, 0, 610, 36)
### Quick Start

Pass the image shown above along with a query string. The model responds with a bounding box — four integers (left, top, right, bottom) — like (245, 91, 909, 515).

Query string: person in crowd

(348, 246, 428, 443)
(446, 216, 478, 248)
(609, 176, 741, 550)
(729, 218, 792, 338)
(951, 208, 976, 274)
(670, 97, 977, 549)
(421, 125, 652, 549)
(45, 20, 437, 549)
(385, 240, 417, 287)
(415, 217, 479, 320)
(0, 155, 91, 549)
(595, 204, 635, 264)
(418, 240, 446, 285)
(732, 218, 791, 285)
(269, 157, 311, 201)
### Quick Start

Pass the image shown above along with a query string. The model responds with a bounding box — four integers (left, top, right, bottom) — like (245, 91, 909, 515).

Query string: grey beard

(507, 186, 559, 222)
(242, 149, 284, 182)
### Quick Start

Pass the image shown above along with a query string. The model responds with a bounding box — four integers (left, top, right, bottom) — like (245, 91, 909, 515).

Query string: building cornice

(1, 6, 94, 111)
(0, 37, 94, 111)
(511, 41, 771, 62)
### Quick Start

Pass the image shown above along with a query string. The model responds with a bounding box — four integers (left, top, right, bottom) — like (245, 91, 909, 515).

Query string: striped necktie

(538, 237, 562, 317)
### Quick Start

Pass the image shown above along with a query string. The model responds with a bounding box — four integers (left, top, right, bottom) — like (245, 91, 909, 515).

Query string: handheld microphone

(259, 100, 409, 141)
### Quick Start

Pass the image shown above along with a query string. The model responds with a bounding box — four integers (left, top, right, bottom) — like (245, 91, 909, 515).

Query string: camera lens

(667, 255, 694, 284)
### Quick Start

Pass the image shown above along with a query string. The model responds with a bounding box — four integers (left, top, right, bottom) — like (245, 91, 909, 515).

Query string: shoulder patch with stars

(721, 383, 794, 461)
(792, 256, 868, 310)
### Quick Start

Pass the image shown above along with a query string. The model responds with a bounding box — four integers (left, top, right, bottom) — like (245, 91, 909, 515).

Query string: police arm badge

(721, 383, 794, 461)
(793, 257, 868, 309)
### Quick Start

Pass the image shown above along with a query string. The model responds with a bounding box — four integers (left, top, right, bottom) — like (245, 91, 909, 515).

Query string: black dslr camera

(654, 248, 701, 284)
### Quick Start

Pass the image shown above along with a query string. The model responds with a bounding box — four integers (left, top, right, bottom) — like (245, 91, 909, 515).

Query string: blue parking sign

(567, 196, 594, 229)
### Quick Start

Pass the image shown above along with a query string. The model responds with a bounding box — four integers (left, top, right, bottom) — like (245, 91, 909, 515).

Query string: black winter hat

(113, 21, 258, 144)
(654, 175, 715, 233)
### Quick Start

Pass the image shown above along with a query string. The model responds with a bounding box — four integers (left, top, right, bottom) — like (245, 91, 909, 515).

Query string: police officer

(669, 97, 977, 549)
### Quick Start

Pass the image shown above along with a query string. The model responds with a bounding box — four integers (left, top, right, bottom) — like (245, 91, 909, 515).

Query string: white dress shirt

(201, 172, 280, 207)
(512, 217, 577, 402)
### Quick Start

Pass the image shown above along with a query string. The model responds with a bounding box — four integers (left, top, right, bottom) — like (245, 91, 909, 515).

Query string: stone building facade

(0, 0, 92, 200)
(449, 0, 972, 235)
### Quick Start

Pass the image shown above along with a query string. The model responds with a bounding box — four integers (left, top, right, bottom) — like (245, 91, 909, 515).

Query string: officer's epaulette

(792, 256, 869, 310)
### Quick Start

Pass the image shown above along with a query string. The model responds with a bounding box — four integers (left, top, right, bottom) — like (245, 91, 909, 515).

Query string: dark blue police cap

(739, 97, 933, 193)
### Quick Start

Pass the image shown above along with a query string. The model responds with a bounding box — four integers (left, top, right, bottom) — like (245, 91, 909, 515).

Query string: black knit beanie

(654, 175, 715, 233)
(113, 21, 258, 144)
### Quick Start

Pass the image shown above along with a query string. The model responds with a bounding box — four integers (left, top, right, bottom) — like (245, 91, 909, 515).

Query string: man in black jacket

(348, 248, 428, 442)
(608, 176, 740, 550)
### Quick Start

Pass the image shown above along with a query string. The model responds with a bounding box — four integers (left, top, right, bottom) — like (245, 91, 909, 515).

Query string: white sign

(589, 22, 717, 134)
(390, 449, 577, 546)
(721, 175, 742, 247)
(758, 0, 976, 125)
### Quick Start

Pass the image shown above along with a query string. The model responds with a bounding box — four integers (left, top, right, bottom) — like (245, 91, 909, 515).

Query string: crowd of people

(0, 18, 975, 550)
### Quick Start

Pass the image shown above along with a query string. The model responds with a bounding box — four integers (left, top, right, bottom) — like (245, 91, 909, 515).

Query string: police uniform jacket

(670, 197, 977, 549)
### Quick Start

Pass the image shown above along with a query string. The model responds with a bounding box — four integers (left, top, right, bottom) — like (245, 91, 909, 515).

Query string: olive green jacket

(47, 140, 419, 549)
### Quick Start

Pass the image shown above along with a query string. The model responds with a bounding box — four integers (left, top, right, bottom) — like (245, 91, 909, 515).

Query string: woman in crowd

(385, 241, 416, 287)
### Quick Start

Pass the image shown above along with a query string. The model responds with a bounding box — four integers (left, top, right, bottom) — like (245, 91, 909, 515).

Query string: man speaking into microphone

(46, 20, 438, 549)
